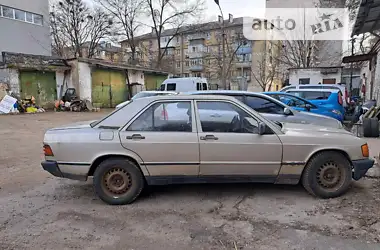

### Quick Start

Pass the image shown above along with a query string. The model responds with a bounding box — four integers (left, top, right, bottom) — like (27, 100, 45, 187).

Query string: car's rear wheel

(93, 158, 144, 205)
(302, 152, 352, 198)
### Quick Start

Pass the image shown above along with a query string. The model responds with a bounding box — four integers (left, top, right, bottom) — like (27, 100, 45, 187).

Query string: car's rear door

(195, 99, 282, 180)
(119, 100, 200, 176)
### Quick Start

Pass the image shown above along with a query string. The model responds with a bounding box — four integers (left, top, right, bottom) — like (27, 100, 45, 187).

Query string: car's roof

(138, 91, 177, 94)
(286, 89, 340, 93)
(132, 94, 241, 102)
(183, 90, 270, 97)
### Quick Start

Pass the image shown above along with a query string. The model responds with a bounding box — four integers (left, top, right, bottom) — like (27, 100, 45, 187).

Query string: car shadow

(62, 179, 310, 204)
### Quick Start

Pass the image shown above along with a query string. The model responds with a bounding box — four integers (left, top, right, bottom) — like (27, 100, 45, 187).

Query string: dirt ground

(1, 112, 380, 250)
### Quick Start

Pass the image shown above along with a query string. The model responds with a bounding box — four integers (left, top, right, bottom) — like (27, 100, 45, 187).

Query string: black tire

(363, 118, 372, 137)
(302, 152, 352, 199)
(93, 158, 144, 205)
(370, 118, 379, 137)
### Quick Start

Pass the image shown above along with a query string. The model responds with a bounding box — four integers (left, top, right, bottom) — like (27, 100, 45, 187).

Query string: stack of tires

(363, 118, 380, 137)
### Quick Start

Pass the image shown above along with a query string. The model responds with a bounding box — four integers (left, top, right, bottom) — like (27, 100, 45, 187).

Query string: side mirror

(258, 122, 266, 135)
(305, 104, 311, 111)
(284, 107, 292, 115)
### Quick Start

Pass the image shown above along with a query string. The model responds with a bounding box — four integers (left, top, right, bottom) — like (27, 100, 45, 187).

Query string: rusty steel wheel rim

(102, 168, 132, 197)
(316, 161, 343, 189)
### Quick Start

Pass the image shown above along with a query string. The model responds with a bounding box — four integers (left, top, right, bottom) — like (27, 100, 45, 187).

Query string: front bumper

(352, 158, 374, 181)
(41, 161, 87, 181)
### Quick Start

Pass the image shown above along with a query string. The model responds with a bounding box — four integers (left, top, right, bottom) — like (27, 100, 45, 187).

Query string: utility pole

(215, 0, 227, 89)
(350, 37, 355, 98)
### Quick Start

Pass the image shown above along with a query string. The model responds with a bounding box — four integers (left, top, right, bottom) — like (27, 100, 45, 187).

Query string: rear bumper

(41, 161, 88, 181)
(352, 158, 374, 181)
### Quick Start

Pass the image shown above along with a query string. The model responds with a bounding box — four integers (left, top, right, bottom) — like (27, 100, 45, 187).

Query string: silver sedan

(41, 95, 373, 205)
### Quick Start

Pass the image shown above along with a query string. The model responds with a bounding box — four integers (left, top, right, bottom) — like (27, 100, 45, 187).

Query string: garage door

(145, 74, 167, 90)
(19, 71, 57, 108)
(92, 69, 128, 108)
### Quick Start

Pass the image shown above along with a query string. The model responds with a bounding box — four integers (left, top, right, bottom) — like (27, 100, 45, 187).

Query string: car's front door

(195, 100, 283, 180)
(119, 100, 200, 176)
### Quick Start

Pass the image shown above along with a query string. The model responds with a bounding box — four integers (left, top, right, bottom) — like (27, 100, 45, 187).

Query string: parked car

(264, 91, 343, 121)
(41, 94, 373, 205)
(159, 77, 208, 92)
(115, 91, 177, 109)
(183, 90, 343, 128)
(284, 89, 345, 118)
(280, 84, 348, 107)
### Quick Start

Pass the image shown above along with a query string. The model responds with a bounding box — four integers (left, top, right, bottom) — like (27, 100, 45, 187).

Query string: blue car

(264, 91, 344, 121)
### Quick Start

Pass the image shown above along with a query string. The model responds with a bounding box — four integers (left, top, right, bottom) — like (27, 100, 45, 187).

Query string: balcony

(189, 52, 204, 59)
(189, 34, 206, 41)
(190, 65, 203, 71)
(235, 61, 251, 68)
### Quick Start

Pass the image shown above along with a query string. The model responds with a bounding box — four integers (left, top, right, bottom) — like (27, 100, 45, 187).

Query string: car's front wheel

(302, 151, 352, 198)
(93, 158, 145, 205)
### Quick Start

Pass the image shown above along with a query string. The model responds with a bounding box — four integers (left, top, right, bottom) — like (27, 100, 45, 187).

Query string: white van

(159, 77, 209, 92)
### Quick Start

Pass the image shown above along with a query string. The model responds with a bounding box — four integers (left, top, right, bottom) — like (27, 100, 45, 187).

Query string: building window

(2, 6, 14, 18)
(192, 47, 196, 52)
(299, 78, 310, 85)
(176, 61, 181, 68)
(26, 12, 33, 23)
(0, 5, 43, 25)
(185, 61, 189, 67)
(14, 9, 25, 21)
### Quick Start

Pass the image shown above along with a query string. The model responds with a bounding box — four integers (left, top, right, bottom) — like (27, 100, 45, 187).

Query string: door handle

(126, 134, 145, 140)
(210, 113, 222, 118)
(200, 135, 218, 140)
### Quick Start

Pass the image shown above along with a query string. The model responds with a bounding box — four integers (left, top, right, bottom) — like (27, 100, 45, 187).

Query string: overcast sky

(204, 0, 265, 21)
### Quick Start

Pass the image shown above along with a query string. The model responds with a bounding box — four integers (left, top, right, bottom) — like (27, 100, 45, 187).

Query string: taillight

(338, 93, 343, 105)
(43, 145, 54, 156)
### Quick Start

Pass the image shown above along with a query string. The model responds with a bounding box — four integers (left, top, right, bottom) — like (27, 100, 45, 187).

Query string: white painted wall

(373, 53, 380, 103)
(8, 69, 20, 95)
(77, 62, 92, 101)
(128, 70, 145, 84)
(289, 68, 342, 85)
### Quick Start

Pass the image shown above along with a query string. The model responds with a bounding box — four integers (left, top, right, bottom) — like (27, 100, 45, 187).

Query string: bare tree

(145, 0, 205, 68)
(50, 0, 112, 58)
(203, 29, 247, 89)
(96, 0, 145, 64)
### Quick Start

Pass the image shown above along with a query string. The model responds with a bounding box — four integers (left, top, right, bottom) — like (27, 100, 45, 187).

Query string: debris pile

(54, 88, 94, 112)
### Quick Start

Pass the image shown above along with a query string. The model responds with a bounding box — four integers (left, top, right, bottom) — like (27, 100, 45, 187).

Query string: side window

(279, 95, 306, 108)
(127, 101, 192, 132)
(160, 84, 165, 91)
(166, 83, 176, 91)
(196, 101, 259, 134)
(245, 96, 284, 114)
(202, 83, 208, 90)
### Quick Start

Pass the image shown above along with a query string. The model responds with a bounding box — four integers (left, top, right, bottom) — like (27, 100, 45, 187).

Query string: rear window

(197, 82, 208, 90)
(289, 91, 331, 100)
(166, 83, 176, 91)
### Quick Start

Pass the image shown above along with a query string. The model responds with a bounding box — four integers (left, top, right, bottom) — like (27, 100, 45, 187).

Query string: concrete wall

(128, 70, 145, 84)
(289, 68, 342, 85)
(77, 62, 92, 101)
(0, 0, 51, 60)
(0, 68, 20, 95)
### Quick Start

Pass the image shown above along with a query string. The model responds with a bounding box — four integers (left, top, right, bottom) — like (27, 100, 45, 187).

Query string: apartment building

(63, 41, 123, 63)
(121, 16, 278, 90)
(0, 0, 51, 60)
